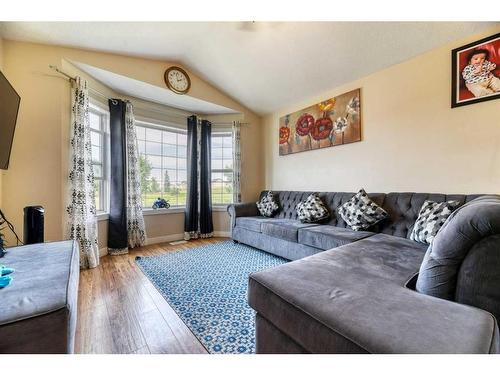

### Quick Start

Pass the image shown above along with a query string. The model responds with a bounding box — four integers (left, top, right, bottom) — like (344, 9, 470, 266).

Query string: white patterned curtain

(232, 121, 242, 203)
(66, 77, 99, 269)
(125, 101, 147, 248)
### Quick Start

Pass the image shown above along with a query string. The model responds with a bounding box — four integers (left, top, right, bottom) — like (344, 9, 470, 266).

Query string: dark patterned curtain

(108, 99, 128, 254)
(200, 120, 213, 235)
(184, 116, 213, 239)
(107, 99, 146, 255)
(184, 115, 199, 238)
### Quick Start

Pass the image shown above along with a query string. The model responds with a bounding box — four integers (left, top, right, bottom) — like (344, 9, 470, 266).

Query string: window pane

(177, 169, 187, 183)
(146, 127, 162, 142)
(89, 112, 101, 130)
(178, 158, 186, 170)
(177, 145, 187, 158)
(93, 164, 102, 178)
(223, 136, 232, 147)
(136, 123, 190, 207)
(178, 133, 187, 146)
(92, 146, 101, 163)
(211, 158, 222, 171)
(222, 194, 233, 204)
(212, 147, 223, 160)
(150, 168, 162, 181)
(138, 140, 146, 154)
(163, 144, 177, 157)
(223, 182, 233, 194)
(163, 169, 176, 191)
(163, 131, 177, 144)
(148, 155, 162, 168)
(146, 141, 162, 155)
(148, 177, 161, 194)
(222, 159, 233, 170)
(212, 172, 223, 182)
(223, 147, 233, 160)
(212, 137, 223, 147)
(91, 131, 101, 146)
(211, 182, 223, 196)
(163, 157, 177, 169)
(177, 186, 187, 206)
(223, 171, 233, 183)
(143, 194, 157, 209)
(94, 180, 102, 211)
(136, 126, 146, 140)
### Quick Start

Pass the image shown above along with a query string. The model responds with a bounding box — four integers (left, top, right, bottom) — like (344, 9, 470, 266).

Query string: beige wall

(262, 26, 500, 195)
(0, 36, 4, 209)
(1, 40, 263, 247)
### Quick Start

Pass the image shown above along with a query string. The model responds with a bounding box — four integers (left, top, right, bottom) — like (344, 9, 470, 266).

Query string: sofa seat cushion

(261, 220, 320, 243)
(0, 240, 79, 353)
(235, 216, 274, 233)
(298, 225, 375, 250)
(248, 234, 499, 353)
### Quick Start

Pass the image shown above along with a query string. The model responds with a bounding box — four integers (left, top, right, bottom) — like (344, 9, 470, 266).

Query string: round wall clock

(164, 66, 191, 95)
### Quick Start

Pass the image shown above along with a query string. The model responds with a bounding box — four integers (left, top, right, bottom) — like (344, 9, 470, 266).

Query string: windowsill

(143, 207, 185, 215)
(95, 205, 229, 221)
(212, 205, 230, 212)
(96, 212, 109, 221)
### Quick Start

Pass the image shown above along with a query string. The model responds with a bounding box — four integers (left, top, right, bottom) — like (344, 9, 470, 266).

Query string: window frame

(135, 118, 188, 210)
(211, 130, 234, 207)
(89, 102, 110, 214)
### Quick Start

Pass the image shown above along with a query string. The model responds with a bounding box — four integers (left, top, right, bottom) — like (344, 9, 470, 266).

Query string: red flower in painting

(279, 126, 291, 144)
(295, 113, 315, 136)
(310, 117, 333, 141)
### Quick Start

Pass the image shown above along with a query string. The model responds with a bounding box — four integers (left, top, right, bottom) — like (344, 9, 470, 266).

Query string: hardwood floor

(75, 237, 226, 354)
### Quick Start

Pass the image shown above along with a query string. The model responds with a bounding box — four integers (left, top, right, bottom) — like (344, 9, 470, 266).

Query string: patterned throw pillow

(256, 191, 279, 217)
(338, 189, 388, 231)
(410, 200, 460, 244)
(296, 193, 330, 223)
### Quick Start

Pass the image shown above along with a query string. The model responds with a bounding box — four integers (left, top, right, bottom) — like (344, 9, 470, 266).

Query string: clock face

(165, 67, 191, 94)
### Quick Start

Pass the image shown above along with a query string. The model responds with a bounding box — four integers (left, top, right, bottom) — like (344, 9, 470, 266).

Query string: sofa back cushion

(377, 193, 478, 239)
(416, 195, 500, 320)
(260, 191, 481, 239)
(260, 191, 385, 227)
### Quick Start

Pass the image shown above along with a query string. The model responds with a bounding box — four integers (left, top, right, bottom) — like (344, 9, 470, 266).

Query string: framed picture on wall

(279, 89, 361, 156)
(451, 32, 500, 108)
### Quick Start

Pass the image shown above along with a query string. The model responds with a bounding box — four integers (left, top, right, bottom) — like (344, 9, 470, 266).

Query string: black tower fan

(24, 206, 44, 244)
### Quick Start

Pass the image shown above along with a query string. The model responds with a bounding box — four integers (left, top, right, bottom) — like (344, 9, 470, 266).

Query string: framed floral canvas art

(279, 88, 361, 156)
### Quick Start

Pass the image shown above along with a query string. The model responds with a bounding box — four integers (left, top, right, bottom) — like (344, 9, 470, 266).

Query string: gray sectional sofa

(228, 191, 500, 353)
(0, 241, 79, 353)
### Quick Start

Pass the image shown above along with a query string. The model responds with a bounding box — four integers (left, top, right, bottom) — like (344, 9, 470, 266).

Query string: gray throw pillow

(296, 193, 329, 223)
(256, 191, 279, 217)
(338, 189, 388, 231)
(410, 200, 460, 244)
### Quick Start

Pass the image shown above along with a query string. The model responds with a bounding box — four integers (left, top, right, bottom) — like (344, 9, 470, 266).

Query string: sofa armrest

(227, 202, 260, 228)
(249, 264, 500, 354)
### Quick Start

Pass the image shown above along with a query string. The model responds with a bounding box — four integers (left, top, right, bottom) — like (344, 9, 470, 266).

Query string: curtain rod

(211, 121, 249, 126)
(49, 64, 111, 100)
(49, 65, 250, 124)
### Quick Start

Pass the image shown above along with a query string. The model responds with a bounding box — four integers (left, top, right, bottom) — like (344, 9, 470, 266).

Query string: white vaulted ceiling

(0, 22, 495, 114)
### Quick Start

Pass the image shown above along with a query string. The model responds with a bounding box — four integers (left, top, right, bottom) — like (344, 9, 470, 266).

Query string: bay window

(135, 121, 188, 208)
(89, 103, 110, 213)
(211, 131, 234, 206)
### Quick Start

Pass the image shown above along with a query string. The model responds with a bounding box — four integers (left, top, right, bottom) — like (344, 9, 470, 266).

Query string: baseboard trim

(99, 231, 231, 257)
(214, 231, 231, 238)
(147, 231, 231, 245)
(146, 233, 185, 245)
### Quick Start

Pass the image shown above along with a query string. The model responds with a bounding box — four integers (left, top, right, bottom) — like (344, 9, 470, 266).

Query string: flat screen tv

(0, 69, 20, 170)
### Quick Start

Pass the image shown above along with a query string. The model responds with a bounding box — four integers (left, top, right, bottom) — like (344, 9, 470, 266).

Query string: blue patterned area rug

(135, 240, 288, 354)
